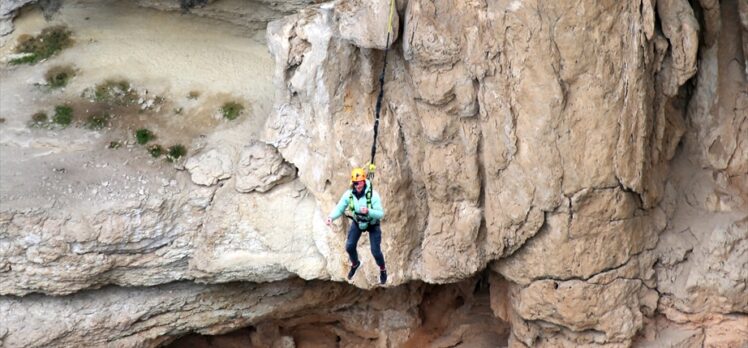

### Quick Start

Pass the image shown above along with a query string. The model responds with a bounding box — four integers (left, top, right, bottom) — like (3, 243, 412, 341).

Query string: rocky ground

(0, 0, 746, 347)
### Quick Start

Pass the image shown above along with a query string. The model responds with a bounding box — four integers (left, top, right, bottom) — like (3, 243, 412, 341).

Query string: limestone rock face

(185, 147, 237, 186)
(335, 0, 399, 50)
(0, 0, 34, 37)
(0, 279, 423, 348)
(262, 0, 744, 346)
(235, 141, 296, 193)
(0, 178, 329, 296)
(654, 0, 748, 328)
(1, 0, 747, 347)
(134, 0, 315, 30)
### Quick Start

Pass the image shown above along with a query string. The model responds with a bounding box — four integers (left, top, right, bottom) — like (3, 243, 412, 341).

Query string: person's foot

(347, 262, 360, 280)
(379, 269, 387, 284)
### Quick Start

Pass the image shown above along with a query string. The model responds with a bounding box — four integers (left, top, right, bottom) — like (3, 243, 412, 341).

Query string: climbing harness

(347, 186, 373, 223)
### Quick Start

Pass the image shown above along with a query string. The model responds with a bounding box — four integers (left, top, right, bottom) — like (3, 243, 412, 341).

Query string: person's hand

(360, 207, 368, 215)
(325, 217, 333, 227)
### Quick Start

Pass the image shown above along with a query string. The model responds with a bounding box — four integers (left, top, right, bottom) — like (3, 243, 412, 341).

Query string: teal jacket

(329, 180, 384, 230)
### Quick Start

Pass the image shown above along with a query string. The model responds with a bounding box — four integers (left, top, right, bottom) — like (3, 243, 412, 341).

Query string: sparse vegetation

(91, 80, 138, 105)
(30, 112, 48, 126)
(187, 90, 200, 100)
(173, 107, 183, 115)
(221, 101, 244, 120)
(108, 141, 122, 149)
(53, 105, 73, 126)
(86, 113, 110, 130)
(147, 144, 163, 158)
(45, 65, 76, 88)
(135, 128, 155, 144)
(10, 26, 73, 65)
(166, 144, 187, 162)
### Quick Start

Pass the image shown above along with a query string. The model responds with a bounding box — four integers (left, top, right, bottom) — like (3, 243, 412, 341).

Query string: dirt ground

(0, 0, 274, 212)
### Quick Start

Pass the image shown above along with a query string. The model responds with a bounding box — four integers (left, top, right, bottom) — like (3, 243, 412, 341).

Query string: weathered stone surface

(185, 147, 237, 186)
(335, 0, 399, 50)
(494, 187, 664, 284)
(133, 0, 314, 30)
(0, 0, 34, 38)
(0, 180, 327, 296)
(0, 279, 423, 348)
(235, 141, 296, 193)
(741, 0, 748, 78)
(1, 0, 747, 346)
(189, 180, 329, 283)
(657, 217, 748, 317)
(654, 0, 748, 326)
(656, 0, 700, 96)
(265, 0, 683, 288)
(637, 313, 748, 348)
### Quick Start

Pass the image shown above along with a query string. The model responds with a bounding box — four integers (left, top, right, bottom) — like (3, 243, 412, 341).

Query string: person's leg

(369, 224, 387, 284)
(368, 224, 386, 268)
(345, 223, 363, 279)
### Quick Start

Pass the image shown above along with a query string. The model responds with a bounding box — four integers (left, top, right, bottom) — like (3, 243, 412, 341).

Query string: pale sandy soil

(0, 0, 275, 212)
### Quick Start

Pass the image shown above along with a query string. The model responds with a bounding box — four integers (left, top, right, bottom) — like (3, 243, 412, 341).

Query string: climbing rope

(366, 0, 396, 183)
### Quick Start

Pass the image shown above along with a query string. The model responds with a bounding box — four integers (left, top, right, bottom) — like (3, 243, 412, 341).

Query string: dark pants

(345, 223, 386, 269)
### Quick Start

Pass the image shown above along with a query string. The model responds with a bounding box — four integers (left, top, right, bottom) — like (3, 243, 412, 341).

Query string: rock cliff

(0, 0, 745, 347)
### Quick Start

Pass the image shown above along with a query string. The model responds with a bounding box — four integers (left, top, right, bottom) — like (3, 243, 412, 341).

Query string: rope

(368, 0, 396, 181)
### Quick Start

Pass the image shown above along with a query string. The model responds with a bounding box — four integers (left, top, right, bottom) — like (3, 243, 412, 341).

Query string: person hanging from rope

(326, 168, 387, 284)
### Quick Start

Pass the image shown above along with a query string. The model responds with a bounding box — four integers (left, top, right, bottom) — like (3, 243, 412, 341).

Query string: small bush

(10, 26, 73, 65)
(53, 105, 73, 126)
(92, 80, 137, 105)
(30, 112, 48, 126)
(108, 141, 122, 149)
(86, 113, 110, 130)
(45, 65, 76, 88)
(135, 128, 155, 144)
(147, 144, 163, 158)
(221, 101, 244, 120)
(187, 90, 200, 99)
(166, 144, 186, 162)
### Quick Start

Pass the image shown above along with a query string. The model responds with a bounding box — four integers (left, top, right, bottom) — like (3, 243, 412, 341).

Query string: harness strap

(347, 188, 373, 223)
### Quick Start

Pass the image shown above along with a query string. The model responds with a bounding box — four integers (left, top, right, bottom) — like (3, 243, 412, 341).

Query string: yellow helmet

(350, 167, 367, 183)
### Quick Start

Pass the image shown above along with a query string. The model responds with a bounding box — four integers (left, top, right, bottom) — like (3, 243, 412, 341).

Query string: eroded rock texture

(262, 0, 707, 346)
(1, 0, 746, 347)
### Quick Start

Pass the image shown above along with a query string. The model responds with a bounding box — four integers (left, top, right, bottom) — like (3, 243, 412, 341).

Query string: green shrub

(30, 112, 48, 126)
(53, 105, 73, 126)
(92, 80, 137, 105)
(45, 66, 76, 88)
(221, 101, 244, 120)
(135, 128, 155, 144)
(147, 144, 163, 158)
(10, 26, 73, 65)
(86, 113, 110, 130)
(108, 141, 122, 149)
(166, 144, 186, 162)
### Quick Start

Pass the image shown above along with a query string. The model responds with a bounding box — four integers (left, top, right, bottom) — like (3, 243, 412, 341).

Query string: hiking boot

(379, 269, 387, 284)
(347, 262, 360, 280)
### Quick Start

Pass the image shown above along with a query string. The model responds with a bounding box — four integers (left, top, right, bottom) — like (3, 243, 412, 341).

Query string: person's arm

(329, 190, 351, 221)
(367, 191, 384, 220)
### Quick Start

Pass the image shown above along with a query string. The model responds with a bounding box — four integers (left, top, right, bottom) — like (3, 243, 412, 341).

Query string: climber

(326, 168, 387, 285)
